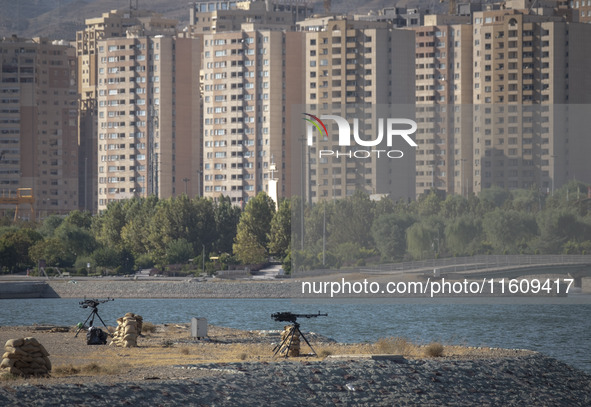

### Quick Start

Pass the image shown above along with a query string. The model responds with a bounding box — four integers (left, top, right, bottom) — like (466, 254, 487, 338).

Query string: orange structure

(0, 188, 35, 221)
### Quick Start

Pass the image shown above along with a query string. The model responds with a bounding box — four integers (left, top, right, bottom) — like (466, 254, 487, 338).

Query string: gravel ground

(45, 279, 299, 299)
(1, 324, 590, 406)
(1, 355, 590, 406)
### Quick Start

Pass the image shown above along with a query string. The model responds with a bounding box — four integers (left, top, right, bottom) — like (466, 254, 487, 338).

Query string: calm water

(0, 298, 589, 373)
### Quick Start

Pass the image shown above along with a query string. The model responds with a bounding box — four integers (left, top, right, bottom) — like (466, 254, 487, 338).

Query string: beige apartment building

(471, 3, 591, 192)
(0, 36, 78, 219)
(95, 33, 201, 212)
(76, 9, 178, 212)
(200, 28, 304, 205)
(408, 1, 591, 197)
(189, 0, 312, 34)
(297, 16, 416, 203)
(411, 15, 474, 196)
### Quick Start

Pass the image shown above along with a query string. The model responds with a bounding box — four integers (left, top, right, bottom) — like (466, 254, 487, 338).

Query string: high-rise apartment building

(189, 0, 312, 34)
(0, 36, 78, 219)
(200, 28, 304, 205)
(76, 9, 178, 212)
(410, 15, 474, 196)
(95, 32, 201, 212)
(297, 16, 416, 203)
(471, 3, 591, 192)
(571, 0, 591, 23)
(408, 1, 591, 197)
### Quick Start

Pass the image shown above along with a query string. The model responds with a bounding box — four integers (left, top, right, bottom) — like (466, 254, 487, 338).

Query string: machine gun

(271, 311, 327, 358)
(271, 311, 327, 323)
(74, 298, 114, 338)
(79, 298, 113, 310)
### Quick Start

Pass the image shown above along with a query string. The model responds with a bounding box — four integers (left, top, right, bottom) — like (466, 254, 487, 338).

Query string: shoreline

(1, 324, 590, 406)
(1, 276, 587, 300)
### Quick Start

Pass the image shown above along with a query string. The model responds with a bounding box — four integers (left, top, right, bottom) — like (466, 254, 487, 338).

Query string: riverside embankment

(1, 353, 590, 406)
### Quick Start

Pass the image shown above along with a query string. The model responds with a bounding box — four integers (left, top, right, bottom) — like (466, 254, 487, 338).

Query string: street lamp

(551, 155, 557, 196)
(182, 177, 190, 195)
(460, 158, 467, 197)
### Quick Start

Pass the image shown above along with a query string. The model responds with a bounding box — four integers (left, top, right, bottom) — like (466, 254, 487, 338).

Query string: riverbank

(2, 273, 588, 300)
(0, 324, 590, 406)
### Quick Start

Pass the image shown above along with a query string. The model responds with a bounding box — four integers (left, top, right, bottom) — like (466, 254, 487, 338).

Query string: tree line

(292, 181, 591, 271)
(1, 180, 590, 275)
(0, 193, 285, 275)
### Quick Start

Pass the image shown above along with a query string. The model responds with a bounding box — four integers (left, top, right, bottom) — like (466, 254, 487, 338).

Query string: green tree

(214, 195, 241, 254)
(120, 196, 159, 258)
(406, 217, 444, 259)
(417, 189, 442, 217)
(63, 210, 93, 230)
(533, 209, 590, 253)
(329, 190, 375, 249)
(38, 215, 64, 238)
(479, 186, 511, 208)
(444, 215, 482, 256)
(29, 237, 76, 268)
(165, 238, 195, 265)
(0, 228, 42, 271)
(371, 213, 416, 260)
(233, 192, 275, 264)
(91, 201, 127, 249)
(482, 209, 537, 253)
(233, 229, 267, 265)
(268, 199, 291, 259)
(54, 222, 97, 257)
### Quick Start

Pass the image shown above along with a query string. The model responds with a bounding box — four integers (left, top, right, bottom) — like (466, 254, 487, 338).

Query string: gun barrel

(295, 312, 328, 318)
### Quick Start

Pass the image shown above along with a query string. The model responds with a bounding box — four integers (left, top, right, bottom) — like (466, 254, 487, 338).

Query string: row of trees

(292, 181, 591, 270)
(0, 193, 288, 275)
(1, 181, 590, 275)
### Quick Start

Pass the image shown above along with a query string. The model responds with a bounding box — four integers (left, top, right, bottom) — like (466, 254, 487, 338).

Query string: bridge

(295, 255, 591, 289)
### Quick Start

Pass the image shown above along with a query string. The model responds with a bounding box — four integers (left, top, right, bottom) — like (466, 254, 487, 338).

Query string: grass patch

(161, 339, 174, 348)
(374, 337, 416, 356)
(52, 364, 80, 376)
(424, 342, 444, 357)
(238, 352, 247, 361)
(318, 349, 333, 358)
(180, 347, 190, 355)
(0, 372, 20, 381)
(142, 321, 157, 334)
(52, 362, 126, 377)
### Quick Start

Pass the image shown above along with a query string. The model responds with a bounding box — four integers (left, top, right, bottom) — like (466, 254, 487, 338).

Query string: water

(0, 298, 589, 373)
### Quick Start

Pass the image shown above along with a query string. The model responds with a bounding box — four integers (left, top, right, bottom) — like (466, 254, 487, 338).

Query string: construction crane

(0, 188, 35, 222)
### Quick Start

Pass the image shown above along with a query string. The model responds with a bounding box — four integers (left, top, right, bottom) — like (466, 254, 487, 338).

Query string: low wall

(0, 282, 58, 299)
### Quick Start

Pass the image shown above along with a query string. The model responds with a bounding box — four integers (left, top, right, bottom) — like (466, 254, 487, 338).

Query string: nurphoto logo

(303, 113, 418, 159)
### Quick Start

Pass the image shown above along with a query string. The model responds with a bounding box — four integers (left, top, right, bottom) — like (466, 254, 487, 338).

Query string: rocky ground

(0, 324, 590, 406)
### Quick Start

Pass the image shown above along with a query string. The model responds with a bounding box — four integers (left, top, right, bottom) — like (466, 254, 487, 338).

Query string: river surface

(0, 298, 589, 373)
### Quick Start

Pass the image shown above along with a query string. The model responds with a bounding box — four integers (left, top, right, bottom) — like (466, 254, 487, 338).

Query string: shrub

(424, 342, 444, 357)
(141, 321, 157, 334)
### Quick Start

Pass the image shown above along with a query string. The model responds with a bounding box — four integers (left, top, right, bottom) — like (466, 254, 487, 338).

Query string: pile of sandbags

(0, 337, 51, 377)
(279, 325, 300, 357)
(110, 313, 143, 348)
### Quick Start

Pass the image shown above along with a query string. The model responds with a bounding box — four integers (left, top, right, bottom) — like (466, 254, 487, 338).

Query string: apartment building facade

(95, 33, 201, 212)
(76, 9, 178, 212)
(200, 28, 304, 205)
(411, 15, 474, 196)
(408, 1, 591, 197)
(297, 16, 416, 203)
(189, 0, 312, 34)
(0, 37, 78, 218)
(471, 5, 591, 192)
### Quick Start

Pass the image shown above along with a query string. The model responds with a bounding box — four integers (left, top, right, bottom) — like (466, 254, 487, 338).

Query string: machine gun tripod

(271, 312, 327, 358)
(74, 298, 114, 337)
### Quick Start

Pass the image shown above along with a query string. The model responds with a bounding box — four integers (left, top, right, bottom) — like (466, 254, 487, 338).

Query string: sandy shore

(0, 324, 590, 406)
